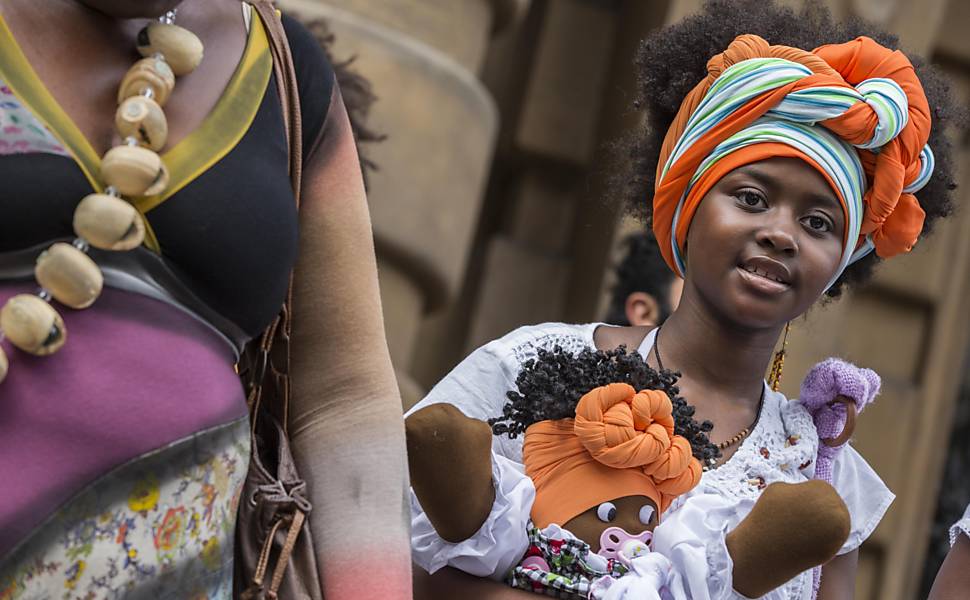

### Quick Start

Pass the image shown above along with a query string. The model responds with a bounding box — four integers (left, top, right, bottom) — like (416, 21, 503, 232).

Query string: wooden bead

(136, 23, 204, 76)
(101, 145, 169, 197)
(34, 243, 104, 310)
(0, 345, 7, 384)
(115, 96, 168, 151)
(73, 193, 146, 251)
(0, 294, 67, 356)
(117, 56, 175, 106)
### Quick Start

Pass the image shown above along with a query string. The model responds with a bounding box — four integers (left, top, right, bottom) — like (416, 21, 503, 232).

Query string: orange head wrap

(653, 34, 933, 280)
(523, 382, 703, 529)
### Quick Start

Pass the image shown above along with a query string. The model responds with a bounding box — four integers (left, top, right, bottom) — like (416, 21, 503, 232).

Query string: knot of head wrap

(574, 383, 699, 495)
(653, 34, 933, 285)
(523, 382, 702, 529)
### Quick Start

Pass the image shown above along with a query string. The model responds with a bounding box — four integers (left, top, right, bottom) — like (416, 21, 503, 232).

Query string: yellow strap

(131, 14, 273, 215)
(0, 12, 273, 253)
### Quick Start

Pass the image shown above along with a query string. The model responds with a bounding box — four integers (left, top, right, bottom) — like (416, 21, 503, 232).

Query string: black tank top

(0, 12, 333, 339)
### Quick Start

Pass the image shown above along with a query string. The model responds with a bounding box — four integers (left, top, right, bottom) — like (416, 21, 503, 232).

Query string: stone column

(279, 0, 505, 407)
(461, 0, 676, 352)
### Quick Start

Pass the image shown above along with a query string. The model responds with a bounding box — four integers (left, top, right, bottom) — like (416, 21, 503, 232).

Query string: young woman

(409, 1, 959, 598)
(0, 1, 410, 597)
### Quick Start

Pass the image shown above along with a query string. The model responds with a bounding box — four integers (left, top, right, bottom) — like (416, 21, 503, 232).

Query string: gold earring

(767, 321, 791, 392)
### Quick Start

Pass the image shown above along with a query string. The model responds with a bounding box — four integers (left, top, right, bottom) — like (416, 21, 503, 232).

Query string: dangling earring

(767, 321, 791, 392)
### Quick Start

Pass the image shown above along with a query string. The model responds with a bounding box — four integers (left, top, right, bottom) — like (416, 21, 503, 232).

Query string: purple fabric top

(0, 282, 248, 557)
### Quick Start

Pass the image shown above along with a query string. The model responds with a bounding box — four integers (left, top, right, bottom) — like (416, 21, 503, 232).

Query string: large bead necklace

(0, 9, 204, 384)
(652, 326, 765, 470)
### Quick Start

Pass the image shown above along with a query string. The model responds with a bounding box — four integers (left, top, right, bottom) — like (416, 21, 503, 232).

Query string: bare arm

(817, 549, 858, 600)
(929, 535, 970, 600)
(288, 86, 411, 599)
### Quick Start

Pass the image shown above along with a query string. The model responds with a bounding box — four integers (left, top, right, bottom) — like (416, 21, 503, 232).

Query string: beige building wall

(287, 1, 970, 598)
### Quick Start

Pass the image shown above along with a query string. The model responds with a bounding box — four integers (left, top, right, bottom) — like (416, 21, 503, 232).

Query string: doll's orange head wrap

(523, 382, 702, 529)
(652, 34, 933, 286)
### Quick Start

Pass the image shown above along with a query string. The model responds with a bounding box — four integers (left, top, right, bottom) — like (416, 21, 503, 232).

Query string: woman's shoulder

(488, 322, 601, 364)
(278, 12, 336, 154)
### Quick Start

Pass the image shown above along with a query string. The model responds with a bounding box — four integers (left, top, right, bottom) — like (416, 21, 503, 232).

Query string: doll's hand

(727, 480, 849, 598)
(406, 403, 496, 542)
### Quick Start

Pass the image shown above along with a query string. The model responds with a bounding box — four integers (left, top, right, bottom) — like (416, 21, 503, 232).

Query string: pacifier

(520, 555, 551, 572)
(597, 526, 653, 561)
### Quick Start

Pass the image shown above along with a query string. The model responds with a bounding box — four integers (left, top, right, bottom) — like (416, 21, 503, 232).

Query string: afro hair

(607, 0, 962, 298)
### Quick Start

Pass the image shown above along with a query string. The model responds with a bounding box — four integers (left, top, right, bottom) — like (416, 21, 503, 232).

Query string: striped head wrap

(653, 34, 933, 288)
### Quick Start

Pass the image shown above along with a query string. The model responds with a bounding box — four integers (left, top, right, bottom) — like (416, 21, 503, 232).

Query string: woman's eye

(735, 190, 765, 208)
(597, 502, 617, 523)
(638, 504, 655, 525)
(804, 215, 832, 232)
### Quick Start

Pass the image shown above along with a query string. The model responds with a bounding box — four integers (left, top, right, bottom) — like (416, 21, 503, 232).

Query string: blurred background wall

(280, 1, 970, 597)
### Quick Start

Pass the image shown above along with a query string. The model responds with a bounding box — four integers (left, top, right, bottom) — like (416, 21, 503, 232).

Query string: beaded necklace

(652, 326, 765, 469)
(0, 9, 204, 384)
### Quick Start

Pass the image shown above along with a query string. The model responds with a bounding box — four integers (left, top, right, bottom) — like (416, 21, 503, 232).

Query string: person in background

(604, 231, 684, 327)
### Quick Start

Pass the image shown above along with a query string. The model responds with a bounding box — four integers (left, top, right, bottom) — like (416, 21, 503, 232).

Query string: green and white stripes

(661, 57, 934, 287)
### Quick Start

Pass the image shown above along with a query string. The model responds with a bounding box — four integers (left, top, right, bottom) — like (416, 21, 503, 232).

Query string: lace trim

(696, 392, 819, 504)
(506, 324, 597, 366)
(950, 508, 970, 547)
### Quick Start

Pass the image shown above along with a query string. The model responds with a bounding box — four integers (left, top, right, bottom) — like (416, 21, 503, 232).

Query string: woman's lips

(736, 265, 791, 295)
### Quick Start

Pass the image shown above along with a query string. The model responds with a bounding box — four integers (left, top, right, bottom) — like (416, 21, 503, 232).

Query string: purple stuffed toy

(798, 357, 881, 598)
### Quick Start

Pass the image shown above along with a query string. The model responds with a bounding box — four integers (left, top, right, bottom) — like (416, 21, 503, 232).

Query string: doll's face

(561, 495, 658, 554)
(683, 157, 846, 329)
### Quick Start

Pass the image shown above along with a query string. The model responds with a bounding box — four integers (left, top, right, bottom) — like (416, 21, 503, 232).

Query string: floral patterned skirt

(0, 417, 250, 600)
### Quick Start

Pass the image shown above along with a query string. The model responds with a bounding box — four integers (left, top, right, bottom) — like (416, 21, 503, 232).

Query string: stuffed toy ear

(726, 480, 850, 598)
(405, 403, 496, 543)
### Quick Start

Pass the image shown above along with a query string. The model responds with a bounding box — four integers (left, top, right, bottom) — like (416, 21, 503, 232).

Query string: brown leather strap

(252, 516, 286, 587)
(267, 510, 307, 597)
(250, 0, 303, 205)
(247, 1, 303, 430)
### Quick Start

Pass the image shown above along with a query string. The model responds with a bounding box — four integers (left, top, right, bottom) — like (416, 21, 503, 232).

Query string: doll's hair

(607, 0, 962, 298)
(489, 345, 721, 464)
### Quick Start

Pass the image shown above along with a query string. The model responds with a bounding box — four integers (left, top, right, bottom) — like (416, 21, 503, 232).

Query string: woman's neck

(655, 287, 784, 403)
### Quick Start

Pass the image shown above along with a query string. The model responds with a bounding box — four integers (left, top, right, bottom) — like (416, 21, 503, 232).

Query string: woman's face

(75, 0, 184, 18)
(683, 157, 846, 329)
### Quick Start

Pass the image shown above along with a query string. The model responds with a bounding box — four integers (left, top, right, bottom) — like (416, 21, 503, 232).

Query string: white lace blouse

(408, 323, 894, 599)
(950, 504, 970, 546)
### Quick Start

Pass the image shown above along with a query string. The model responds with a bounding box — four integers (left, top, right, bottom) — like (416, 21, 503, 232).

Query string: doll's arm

(727, 480, 850, 598)
(406, 403, 496, 542)
(651, 480, 849, 599)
